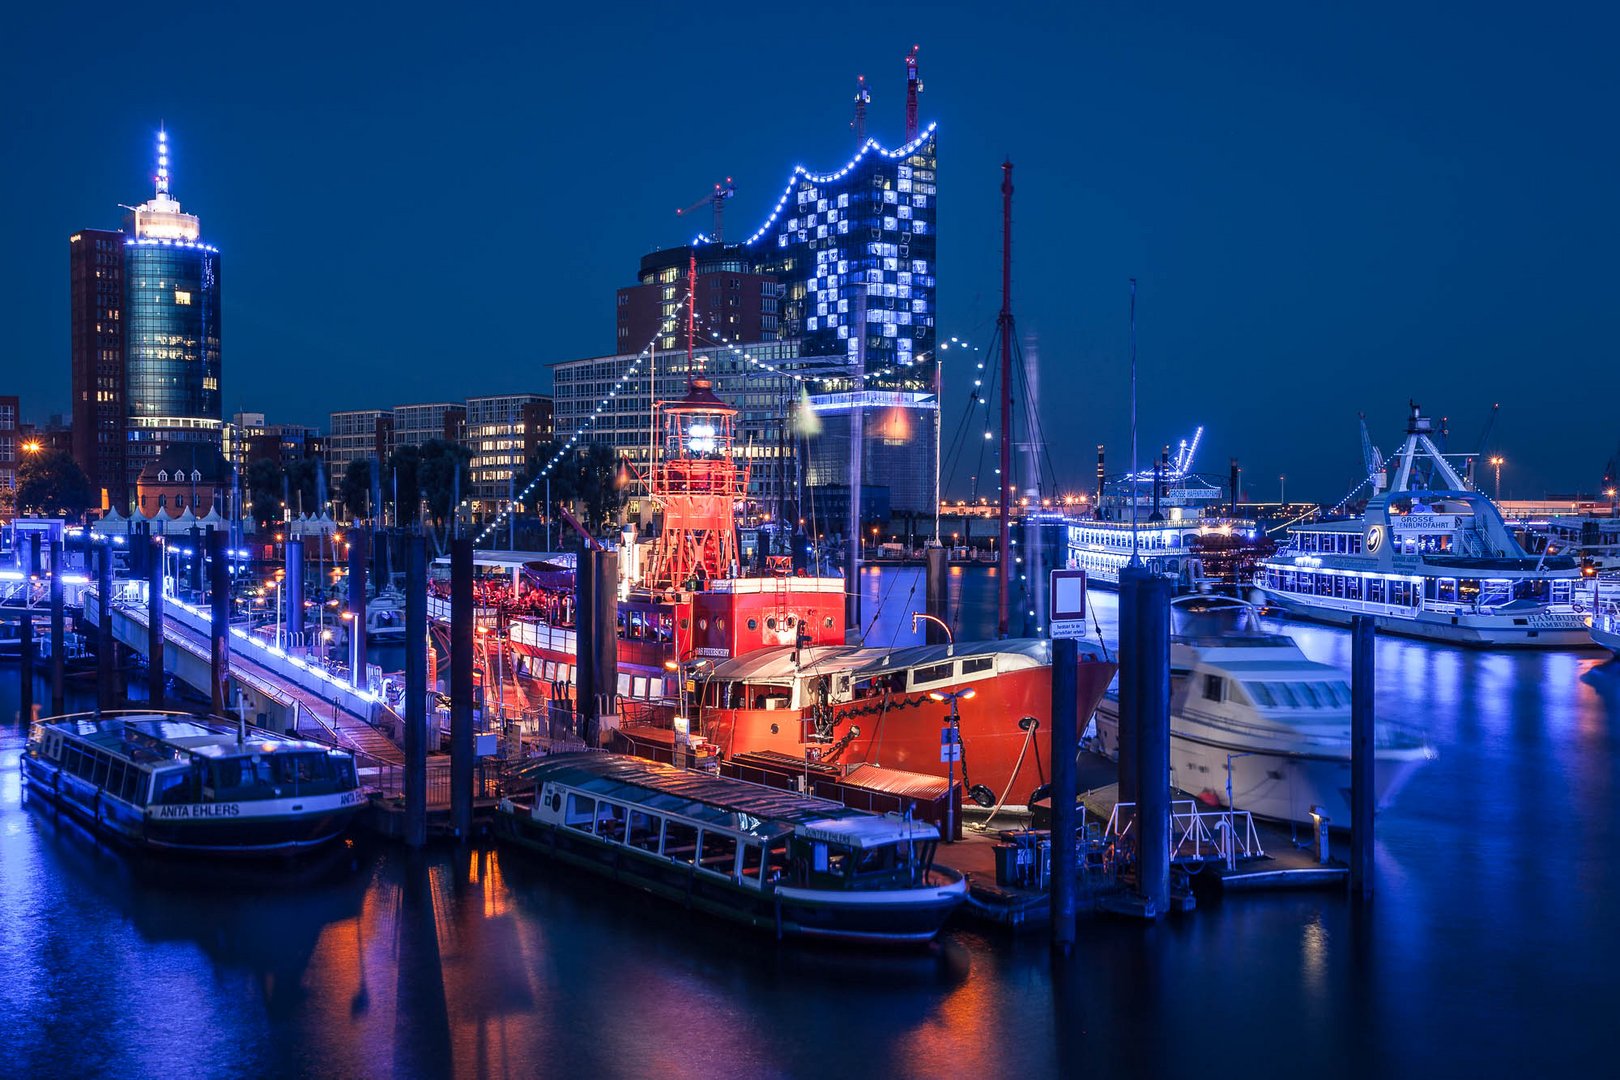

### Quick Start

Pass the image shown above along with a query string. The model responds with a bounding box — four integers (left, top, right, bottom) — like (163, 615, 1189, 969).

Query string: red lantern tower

(644, 378, 749, 589)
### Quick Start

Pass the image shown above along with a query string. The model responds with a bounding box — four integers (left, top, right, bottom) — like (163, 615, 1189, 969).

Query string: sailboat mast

(997, 160, 1014, 639)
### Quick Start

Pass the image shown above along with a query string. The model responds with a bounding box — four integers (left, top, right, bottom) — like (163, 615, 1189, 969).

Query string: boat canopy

(512, 752, 931, 846)
(706, 637, 1104, 685)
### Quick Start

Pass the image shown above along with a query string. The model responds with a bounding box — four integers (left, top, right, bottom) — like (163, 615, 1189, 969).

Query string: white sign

(1050, 570, 1088, 640)
(939, 725, 962, 763)
(1050, 619, 1089, 641)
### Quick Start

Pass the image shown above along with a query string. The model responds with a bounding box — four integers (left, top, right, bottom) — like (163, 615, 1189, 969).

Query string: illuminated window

(174, 289, 192, 305)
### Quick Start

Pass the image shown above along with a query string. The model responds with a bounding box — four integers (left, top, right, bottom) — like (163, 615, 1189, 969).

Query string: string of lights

(470, 292, 693, 546)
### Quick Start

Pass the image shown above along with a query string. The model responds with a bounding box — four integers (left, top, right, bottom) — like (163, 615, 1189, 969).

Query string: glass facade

(746, 125, 937, 378)
(124, 239, 220, 422)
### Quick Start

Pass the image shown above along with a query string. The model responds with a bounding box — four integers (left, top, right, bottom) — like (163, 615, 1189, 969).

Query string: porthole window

(698, 618, 708, 631)
(680, 618, 690, 629)
(747, 618, 758, 630)
(766, 617, 777, 630)
(716, 618, 726, 631)
(823, 617, 834, 629)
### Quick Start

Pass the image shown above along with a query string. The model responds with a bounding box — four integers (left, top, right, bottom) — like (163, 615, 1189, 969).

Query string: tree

(519, 442, 626, 535)
(385, 445, 422, 526)
(339, 458, 373, 523)
(246, 458, 283, 531)
(417, 439, 472, 527)
(16, 449, 95, 521)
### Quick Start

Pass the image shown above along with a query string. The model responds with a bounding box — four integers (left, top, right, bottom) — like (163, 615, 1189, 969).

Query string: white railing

(1105, 798, 1265, 870)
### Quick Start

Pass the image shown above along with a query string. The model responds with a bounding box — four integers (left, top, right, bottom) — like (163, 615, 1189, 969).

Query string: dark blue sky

(5, 1, 1616, 500)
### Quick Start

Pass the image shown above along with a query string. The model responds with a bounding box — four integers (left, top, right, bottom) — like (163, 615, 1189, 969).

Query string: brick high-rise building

(69, 228, 128, 509)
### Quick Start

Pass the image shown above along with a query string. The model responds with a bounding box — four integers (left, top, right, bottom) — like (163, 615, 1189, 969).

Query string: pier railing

(1105, 798, 1265, 870)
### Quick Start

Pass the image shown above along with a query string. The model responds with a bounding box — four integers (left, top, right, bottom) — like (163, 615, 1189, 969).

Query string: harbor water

(4, 566, 1618, 1078)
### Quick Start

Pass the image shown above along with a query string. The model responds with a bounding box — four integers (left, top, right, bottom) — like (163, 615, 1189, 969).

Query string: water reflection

(3, 568, 1619, 1076)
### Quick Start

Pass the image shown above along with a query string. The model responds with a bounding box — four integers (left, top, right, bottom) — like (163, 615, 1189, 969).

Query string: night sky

(5, 2, 1616, 501)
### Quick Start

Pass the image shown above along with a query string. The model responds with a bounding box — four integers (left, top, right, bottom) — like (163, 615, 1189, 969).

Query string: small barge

(495, 753, 966, 944)
(22, 710, 367, 856)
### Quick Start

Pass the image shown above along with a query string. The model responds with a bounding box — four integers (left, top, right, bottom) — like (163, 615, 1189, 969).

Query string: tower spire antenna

(903, 45, 922, 143)
(155, 125, 170, 197)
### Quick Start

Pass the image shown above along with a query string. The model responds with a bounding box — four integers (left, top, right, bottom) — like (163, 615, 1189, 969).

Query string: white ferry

(1591, 594, 1620, 657)
(1255, 406, 1590, 648)
(1091, 634, 1433, 826)
(495, 752, 966, 944)
(1066, 428, 1262, 590)
(22, 711, 368, 855)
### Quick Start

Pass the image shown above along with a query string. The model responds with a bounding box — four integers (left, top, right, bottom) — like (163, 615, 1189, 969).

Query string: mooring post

(188, 526, 203, 594)
(19, 612, 35, 725)
(147, 536, 165, 708)
(209, 530, 231, 716)
(450, 535, 475, 841)
(577, 549, 619, 748)
(404, 533, 428, 848)
(285, 538, 305, 648)
(29, 532, 41, 589)
(96, 539, 115, 713)
(1050, 636, 1080, 952)
(924, 543, 950, 644)
(1136, 574, 1172, 918)
(1116, 564, 1149, 814)
(349, 531, 369, 690)
(1350, 614, 1375, 901)
(49, 539, 66, 716)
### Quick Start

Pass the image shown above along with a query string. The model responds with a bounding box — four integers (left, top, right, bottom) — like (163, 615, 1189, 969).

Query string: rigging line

(1011, 334, 1064, 496)
(859, 556, 911, 646)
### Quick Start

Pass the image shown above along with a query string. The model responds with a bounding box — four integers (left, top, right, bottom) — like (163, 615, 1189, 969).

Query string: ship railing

(1182, 709, 1428, 751)
(1105, 799, 1265, 869)
(357, 753, 503, 805)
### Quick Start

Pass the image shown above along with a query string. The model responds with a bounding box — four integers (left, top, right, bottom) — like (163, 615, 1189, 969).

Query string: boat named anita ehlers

(22, 711, 367, 855)
(496, 752, 966, 944)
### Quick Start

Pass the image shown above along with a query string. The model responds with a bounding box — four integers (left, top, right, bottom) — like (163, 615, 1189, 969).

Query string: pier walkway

(84, 584, 404, 767)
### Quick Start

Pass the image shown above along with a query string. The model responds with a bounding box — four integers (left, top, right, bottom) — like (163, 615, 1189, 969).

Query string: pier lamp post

(1224, 752, 1255, 871)
(928, 685, 977, 841)
(663, 657, 713, 764)
(1609, 487, 1617, 517)
(1489, 456, 1505, 503)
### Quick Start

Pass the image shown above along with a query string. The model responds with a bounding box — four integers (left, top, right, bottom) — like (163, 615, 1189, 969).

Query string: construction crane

(904, 44, 922, 142)
(851, 74, 870, 143)
(675, 179, 736, 243)
(1466, 402, 1500, 486)
(1358, 412, 1387, 494)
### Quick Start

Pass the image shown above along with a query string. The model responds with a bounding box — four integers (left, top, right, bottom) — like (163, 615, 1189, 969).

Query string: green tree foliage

(416, 439, 472, 527)
(519, 441, 627, 535)
(246, 458, 283, 531)
(16, 449, 95, 521)
(384, 445, 421, 526)
(339, 458, 373, 522)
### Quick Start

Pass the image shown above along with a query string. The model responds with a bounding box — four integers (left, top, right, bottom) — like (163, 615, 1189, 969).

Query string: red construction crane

(675, 179, 736, 242)
(904, 44, 922, 142)
(852, 74, 870, 143)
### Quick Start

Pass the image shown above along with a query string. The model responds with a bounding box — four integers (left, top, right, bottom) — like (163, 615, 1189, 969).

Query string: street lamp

(927, 685, 977, 841)
(1489, 456, 1505, 503)
(663, 657, 713, 765)
(909, 611, 954, 644)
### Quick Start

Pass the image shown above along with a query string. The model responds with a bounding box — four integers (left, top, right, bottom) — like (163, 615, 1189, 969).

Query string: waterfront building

(122, 131, 222, 498)
(69, 129, 221, 511)
(134, 441, 230, 518)
(617, 245, 782, 354)
(392, 402, 465, 450)
(68, 228, 128, 509)
(223, 412, 318, 474)
(0, 395, 19, 508)
(465, 393, 553, 521)
(327, 408, 393, 508)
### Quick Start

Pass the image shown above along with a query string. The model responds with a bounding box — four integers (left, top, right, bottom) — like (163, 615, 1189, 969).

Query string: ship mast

(997, 160, 1014, 639)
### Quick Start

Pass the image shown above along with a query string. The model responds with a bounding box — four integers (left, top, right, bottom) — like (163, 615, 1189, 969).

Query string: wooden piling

(209, 530, 231, 715)
(147, 536, 165, 708)
(1350, 614, 1375, 902)
(404, 533, 428, 848)
(1135, 573, 1172, 918)
(49, 539, 65, 716)
(96, 539, 115, 713)
(450, 536, 475, 841)
(1050, 636, 1080, 952)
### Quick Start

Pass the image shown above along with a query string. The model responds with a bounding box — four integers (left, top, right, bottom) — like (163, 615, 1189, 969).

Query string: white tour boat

(1090, 634, 1434, 826)
(1254, 405, 1591, 648)
(22, 710, 368, 855)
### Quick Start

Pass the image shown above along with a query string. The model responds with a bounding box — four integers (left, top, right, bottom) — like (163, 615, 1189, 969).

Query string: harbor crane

(1466, 402, 1500, 486)
(676, 179, 736, 242)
